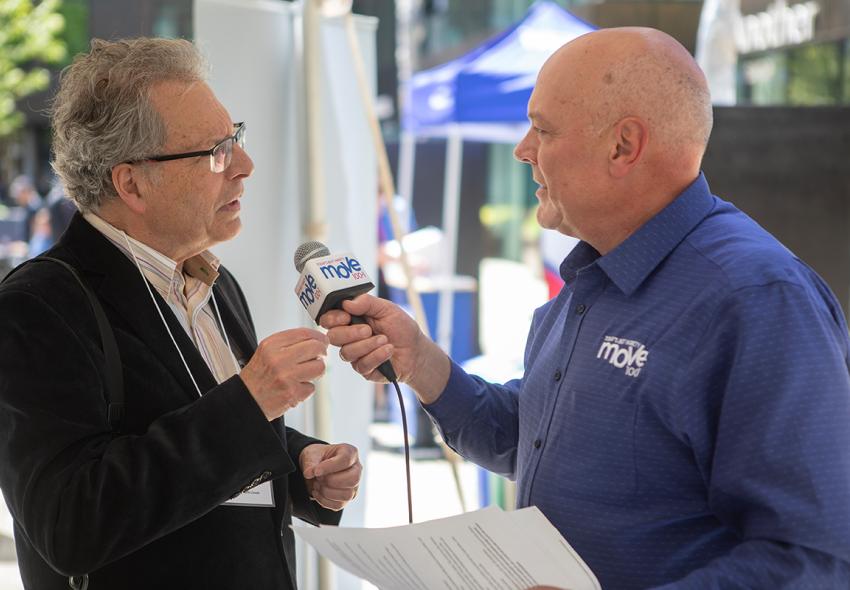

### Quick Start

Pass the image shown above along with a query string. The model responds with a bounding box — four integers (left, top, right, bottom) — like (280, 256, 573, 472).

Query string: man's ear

(110, 163, 147, 214)
(608, 117, 648, 178)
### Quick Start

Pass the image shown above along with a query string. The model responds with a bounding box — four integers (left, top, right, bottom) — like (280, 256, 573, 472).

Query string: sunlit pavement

(0, 565, 21, 590)
(0, 423, 481, 590)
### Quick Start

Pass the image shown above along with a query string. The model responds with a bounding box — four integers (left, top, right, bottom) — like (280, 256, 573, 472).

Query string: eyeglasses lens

(211, 142, 230, 173)
(210, 124, 245, 173)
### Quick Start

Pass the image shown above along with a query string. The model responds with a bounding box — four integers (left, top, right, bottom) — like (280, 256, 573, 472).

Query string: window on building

(738, 40, 848, 105)
(739, 52, 787, 104)
(787, 41, 842, 105)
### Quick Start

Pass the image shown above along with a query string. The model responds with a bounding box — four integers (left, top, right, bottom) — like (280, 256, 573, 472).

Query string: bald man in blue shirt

(322, 27, 850, 589)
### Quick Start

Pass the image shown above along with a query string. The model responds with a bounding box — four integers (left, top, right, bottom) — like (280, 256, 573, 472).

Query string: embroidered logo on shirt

(597, 335, 649, 377)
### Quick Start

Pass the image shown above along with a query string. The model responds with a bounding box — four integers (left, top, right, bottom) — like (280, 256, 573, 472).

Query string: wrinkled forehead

(149, 80, 232, 149)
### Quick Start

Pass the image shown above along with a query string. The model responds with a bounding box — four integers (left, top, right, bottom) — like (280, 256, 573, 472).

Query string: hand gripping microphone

(293, 240, 397, 382)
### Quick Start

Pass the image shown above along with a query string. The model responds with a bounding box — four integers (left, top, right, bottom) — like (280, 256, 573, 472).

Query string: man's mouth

(220, 198, 241, 212)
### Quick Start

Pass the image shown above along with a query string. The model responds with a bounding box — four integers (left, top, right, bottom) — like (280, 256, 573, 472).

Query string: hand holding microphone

(293, 241, 401, 382)
(293, 241, 450, 402)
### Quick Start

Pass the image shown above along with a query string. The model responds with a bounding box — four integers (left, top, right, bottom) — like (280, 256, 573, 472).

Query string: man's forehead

(150, 80, 232, 146)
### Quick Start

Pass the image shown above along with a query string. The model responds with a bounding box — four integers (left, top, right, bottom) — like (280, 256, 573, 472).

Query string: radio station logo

(298, 274, 322, 308)
(318, 256, 367, 281)
(596, 335, 648, 378)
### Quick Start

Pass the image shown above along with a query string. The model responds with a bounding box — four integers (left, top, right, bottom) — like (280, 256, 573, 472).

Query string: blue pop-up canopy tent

(396, 1, 595, 354)
(402, 0, 595, 141)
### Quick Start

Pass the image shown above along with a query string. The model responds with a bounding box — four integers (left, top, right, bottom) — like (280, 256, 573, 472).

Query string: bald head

(544, 27, 712, 161)
(515, 28, 714, 252)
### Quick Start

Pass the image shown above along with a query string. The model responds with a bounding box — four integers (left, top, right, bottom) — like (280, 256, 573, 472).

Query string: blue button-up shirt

(425, 174, 850, 589)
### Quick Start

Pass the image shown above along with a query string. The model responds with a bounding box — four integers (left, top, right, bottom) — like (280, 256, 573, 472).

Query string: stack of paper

(294, 505, 600, 590)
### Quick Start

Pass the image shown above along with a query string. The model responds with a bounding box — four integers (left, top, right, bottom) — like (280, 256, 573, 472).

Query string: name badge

(223, 481, 275, 507)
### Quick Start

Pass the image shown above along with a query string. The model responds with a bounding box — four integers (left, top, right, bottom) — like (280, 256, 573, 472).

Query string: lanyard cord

(122, 231, 203, 398)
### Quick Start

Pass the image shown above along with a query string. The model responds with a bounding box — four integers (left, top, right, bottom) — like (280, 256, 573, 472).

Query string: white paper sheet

(294, 506, 600, 590)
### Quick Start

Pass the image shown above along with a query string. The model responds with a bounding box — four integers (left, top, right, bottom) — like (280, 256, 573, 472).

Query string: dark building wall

(570, 1, 703, 52)
(703, 107, 850, 312)
(89, 0, 192, 40)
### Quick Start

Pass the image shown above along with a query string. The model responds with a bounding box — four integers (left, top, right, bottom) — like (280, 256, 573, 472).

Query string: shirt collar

(82, 213, 221, 294)
(560, 173, 716, 295)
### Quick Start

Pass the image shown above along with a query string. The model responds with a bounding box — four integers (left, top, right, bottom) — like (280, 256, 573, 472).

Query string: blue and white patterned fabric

(425, 173, 850, 589)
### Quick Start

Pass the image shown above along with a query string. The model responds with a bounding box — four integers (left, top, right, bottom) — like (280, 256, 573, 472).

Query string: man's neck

(93, 204, 192, 267)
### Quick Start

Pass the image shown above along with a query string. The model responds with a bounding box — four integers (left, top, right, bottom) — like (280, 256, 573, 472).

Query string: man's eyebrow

(528, 111, 553, 127)
(190, 125, 233, 150)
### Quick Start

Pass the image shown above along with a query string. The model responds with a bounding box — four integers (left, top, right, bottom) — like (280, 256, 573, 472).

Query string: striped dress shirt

(84, 213, 241, 388)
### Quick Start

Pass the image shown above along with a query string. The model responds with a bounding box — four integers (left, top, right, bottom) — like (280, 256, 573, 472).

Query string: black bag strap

(3, 256, 125, 432)
(4, 257, 123, 589)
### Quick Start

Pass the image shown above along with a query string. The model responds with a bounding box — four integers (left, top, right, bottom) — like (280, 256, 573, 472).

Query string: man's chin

(536, 209, 561, 231)
(212, 217, 243, 244)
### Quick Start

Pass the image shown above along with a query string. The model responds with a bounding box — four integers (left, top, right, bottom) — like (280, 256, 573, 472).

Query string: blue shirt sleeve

(656, 280, 850, 588)
(423, 362, 522, 479)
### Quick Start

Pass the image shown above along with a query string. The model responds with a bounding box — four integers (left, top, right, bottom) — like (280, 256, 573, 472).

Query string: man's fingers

(256, 330, 327, 361)
(290, 357, 326, 383)
(352, 344, 394, 377)
(313, 483, 358, 503)
(312, 447, 360, 477)
(316, 466, 362, 491)
(311, 480, 359, 506)
(340, 294, 378, 318)
(338, 334, 386, 364)
(273, 327, 329, 345)
(319, 309, 352, 330)
(282, 338, 328, 365)
(327, 323, 372, 347)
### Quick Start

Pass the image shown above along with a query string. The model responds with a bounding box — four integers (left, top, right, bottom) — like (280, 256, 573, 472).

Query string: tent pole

(342, 12, 430, 338)
(302, 1, 333, 589)
(344, 6, 468, 518)
(438, 128, 462, 355)
(398, 130, 416, 214)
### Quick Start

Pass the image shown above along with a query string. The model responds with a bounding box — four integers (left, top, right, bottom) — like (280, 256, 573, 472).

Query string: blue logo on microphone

(319, 256, 365, 280)
(298, 274, 322, 307)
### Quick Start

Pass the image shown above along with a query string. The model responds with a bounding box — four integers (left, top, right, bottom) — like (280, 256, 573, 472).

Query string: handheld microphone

(293, 241, 397, 382)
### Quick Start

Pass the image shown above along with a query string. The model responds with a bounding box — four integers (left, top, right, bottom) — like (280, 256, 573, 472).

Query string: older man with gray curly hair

(0, 37, 361, 590)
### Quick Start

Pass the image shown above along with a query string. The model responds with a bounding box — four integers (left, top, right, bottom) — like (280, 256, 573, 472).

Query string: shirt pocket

(543, 387, 638, 504)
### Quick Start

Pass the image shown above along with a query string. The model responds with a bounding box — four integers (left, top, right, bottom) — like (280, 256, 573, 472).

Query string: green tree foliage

(0, 0, 66, 138)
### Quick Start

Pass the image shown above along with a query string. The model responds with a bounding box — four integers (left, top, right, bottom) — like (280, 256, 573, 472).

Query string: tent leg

(398, 130, 416, 210)
(438, 129, 463, 355)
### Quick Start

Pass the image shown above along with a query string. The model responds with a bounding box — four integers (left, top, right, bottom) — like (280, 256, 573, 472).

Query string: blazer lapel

(57, 214, 218, 403)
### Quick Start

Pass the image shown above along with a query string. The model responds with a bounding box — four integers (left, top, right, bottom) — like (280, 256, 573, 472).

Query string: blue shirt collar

(560, 173, 716, 295)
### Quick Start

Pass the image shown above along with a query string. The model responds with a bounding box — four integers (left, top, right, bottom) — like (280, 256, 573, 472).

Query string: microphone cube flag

(294, 252, 375, 322)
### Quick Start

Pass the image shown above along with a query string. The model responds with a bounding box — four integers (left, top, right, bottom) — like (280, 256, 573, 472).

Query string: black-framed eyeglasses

(130, 122, 246, 173)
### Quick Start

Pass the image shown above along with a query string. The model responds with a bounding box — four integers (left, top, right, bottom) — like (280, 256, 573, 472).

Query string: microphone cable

(293, 242, 412, 523)
(350, 316, 412, 524)
(389, 378, 413, 524)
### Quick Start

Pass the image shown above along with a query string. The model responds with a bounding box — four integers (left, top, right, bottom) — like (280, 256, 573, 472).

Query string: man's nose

(513, 127, 537, 164)
(228, 144, 254, 179)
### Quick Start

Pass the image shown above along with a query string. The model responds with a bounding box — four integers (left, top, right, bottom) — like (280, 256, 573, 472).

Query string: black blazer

(0, 214, 340, 589)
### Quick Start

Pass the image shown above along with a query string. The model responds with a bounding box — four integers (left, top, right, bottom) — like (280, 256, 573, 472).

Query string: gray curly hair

(51, 38, 208, 213)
